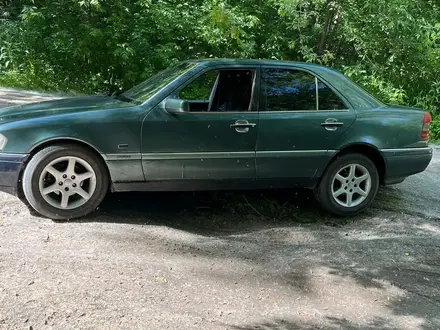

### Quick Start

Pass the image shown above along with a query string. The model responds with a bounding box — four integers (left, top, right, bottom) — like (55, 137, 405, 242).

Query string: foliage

(0, 0, 439, 139)
(431, 119, 440, 143)
(180, 70, 218, 100)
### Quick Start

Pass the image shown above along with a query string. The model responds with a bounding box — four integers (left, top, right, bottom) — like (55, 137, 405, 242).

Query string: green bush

(431, 119, 440, 143)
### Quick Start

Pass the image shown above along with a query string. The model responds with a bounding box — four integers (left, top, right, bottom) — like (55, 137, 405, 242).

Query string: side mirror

(164, 98, 189, 114)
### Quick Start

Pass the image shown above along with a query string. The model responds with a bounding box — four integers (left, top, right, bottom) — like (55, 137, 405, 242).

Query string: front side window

(262, 68, 347, 111)
(179, 70, 218, 101)
(178, 69, 255, 112)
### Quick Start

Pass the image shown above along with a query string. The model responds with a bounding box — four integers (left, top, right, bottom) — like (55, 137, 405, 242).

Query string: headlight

(0, 134, 7, 150)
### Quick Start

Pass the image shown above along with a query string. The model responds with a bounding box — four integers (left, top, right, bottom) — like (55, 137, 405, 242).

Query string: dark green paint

(0, 59, 432, 189)
(0, 96, 132, 123)
(256, 110, 357, 179)
(142, 110, 258, 180)
(338, 106, 426, 149)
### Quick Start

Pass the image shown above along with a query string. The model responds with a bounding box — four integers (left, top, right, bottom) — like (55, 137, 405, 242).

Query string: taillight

(421, 111, 432, 140)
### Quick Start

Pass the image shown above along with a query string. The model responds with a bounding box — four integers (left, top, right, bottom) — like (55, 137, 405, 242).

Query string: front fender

(0, 107, 145, 155)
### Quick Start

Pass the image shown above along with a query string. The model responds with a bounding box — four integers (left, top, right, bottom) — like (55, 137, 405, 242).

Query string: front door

(256, 66, 356, 184)
(141, 67, 259, 182)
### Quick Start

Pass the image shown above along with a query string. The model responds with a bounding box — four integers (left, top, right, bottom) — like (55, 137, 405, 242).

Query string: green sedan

(0, 59, 433, 220)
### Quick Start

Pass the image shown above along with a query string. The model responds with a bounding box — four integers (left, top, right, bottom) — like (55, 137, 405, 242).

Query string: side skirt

(111, 178, 318, 192)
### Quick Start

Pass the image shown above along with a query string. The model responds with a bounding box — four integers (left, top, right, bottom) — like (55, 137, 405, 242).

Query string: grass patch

(164, 190, 347, 228)
(228, 190, 326, 224)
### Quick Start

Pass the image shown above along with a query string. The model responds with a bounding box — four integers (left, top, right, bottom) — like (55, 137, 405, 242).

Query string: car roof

(186, 58, 328, 70)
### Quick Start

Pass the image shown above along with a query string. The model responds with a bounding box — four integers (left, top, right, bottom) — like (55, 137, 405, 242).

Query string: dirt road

(0, 89, 439, 330)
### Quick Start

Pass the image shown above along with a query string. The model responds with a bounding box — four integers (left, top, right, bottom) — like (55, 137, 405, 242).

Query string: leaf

(154, 276, 168, 283)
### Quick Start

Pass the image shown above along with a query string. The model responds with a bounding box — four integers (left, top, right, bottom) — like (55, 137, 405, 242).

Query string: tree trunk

(317, 0, 341, 56)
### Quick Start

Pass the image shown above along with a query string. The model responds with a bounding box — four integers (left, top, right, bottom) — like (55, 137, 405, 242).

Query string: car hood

(0, 95, 133, 124)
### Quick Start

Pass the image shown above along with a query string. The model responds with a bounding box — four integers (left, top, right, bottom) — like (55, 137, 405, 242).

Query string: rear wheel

(22, 144, 109, 220)
(314, 153, 379, 216)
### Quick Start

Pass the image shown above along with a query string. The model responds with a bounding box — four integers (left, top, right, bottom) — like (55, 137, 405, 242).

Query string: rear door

(256, 66, 356, 182)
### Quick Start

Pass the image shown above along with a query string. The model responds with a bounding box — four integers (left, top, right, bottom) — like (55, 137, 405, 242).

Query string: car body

(0, 59, 433, 219)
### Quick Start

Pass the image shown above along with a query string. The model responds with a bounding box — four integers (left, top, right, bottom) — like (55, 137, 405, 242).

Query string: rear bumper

(381, 147, 432, 185)
(0, 153, 29, 196)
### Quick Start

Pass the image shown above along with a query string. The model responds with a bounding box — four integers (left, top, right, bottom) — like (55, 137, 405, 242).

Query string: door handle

(321, 118, 344, 131)
(230, 120, 257, 133)
(321, 122, 344, 127)
(230, 123, 257, 128)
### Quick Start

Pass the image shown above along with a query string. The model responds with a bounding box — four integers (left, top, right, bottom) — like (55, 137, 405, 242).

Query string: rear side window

(262, 68, 347, 111)
(317, 81, 347, 110)
(263, 69, 316, 111)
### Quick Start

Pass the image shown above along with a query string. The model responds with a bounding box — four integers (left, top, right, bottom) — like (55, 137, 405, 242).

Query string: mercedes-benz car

(0, 59, 433, 220)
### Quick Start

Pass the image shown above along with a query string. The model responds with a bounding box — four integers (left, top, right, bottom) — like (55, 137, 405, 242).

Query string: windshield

(120, 62, 195, 104)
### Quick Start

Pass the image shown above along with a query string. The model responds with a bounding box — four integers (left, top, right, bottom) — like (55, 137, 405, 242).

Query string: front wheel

(314, 153, 379, 216)
(22, 144, 109, 220)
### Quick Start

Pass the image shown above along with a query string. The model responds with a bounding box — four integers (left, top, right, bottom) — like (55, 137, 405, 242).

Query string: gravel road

(0, 89, 439, 330)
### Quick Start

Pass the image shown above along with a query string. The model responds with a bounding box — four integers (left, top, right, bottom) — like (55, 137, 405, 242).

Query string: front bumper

(381, 147, 433, 185)
(0, 153, 29, 195)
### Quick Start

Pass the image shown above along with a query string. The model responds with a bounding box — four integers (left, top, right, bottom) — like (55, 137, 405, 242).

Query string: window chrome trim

(315, 77, 319, 111)
(178, 109, 352, 114)
(207, 72, 221, 112)
(248, 69, 257, 112)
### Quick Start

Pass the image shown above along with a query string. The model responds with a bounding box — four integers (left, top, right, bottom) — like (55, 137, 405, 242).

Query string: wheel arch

(28, 137, 104, 157)
(328, 143, 386, 184)
(18, 138, 110, 202)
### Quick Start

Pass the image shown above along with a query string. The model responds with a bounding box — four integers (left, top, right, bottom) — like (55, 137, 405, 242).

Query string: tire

(22, 144, 109, 220)
(314, 153, 379, 216)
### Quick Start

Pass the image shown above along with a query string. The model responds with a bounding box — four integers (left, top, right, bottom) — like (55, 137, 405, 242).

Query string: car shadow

(76, 188, 346, 235)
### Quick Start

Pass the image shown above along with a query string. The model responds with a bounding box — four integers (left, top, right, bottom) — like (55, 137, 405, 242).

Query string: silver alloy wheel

(38, 156, 97, 210)
(331, 163, 372, 208)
